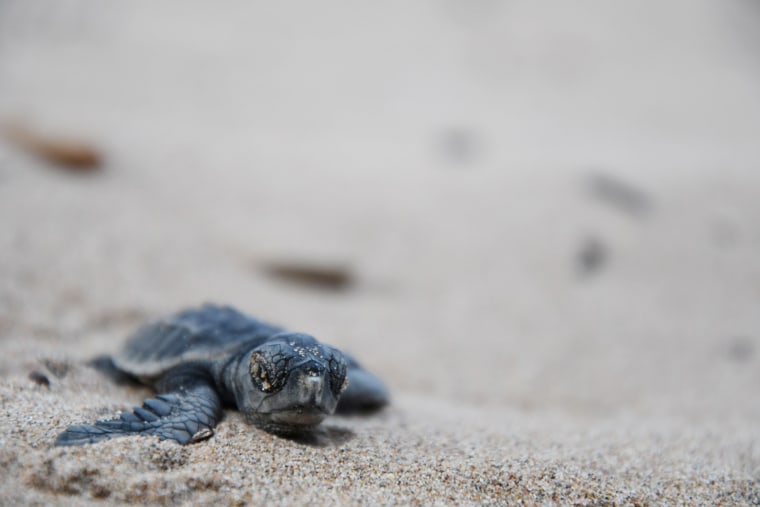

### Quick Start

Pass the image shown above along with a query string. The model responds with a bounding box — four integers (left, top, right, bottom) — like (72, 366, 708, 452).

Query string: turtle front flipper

(55, 367, 223, 446)
(335, 354, 389, 414)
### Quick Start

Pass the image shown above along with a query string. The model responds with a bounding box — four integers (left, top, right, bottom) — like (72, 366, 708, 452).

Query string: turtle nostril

(298, 360, 325, 377)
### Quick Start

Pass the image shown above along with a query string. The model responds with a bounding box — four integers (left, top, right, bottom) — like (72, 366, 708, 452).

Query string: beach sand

(1, 1, 759, 505)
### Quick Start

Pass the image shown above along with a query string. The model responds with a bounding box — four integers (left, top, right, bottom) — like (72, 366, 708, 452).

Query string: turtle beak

(291, 360, 327, 406)
(278, 360, 338, 416)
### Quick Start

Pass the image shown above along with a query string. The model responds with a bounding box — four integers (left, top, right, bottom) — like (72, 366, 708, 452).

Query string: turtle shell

(113, 305, 284, 379)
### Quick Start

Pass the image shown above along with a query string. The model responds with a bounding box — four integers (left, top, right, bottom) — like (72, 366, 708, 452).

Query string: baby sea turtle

(55, 304, 388, 446)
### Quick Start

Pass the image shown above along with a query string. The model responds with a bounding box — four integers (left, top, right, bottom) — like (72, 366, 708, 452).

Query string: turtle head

(240, 333, 348, 434)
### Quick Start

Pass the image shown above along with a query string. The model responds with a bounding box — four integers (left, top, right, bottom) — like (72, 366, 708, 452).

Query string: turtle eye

(249, 350, 288, 393)
(327, 353, 348, 396)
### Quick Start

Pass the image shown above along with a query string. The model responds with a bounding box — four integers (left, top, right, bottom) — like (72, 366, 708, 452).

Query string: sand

(1, 1, 759, 505)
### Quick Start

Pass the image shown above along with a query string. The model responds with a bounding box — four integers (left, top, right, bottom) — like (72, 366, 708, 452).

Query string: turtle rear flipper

(55, 367, 223, 446)
(87, 355, 141, 386)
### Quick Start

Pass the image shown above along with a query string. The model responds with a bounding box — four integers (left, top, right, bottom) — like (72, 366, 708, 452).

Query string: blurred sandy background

(1, 1, 759, 504)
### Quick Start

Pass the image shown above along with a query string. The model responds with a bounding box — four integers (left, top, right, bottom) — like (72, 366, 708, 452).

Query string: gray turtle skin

(55, 304, 389, 446)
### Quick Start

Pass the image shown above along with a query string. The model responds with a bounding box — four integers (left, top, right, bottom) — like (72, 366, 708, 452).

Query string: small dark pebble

(3, 123, 102, 171)
(577, 236, 608, 277)
(438, 127, 481, 166)
(587, 172, 651, 217)
(726, 336, 755, 362)
(260, 261, 354, 291)
(28, 370, 50, 387)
